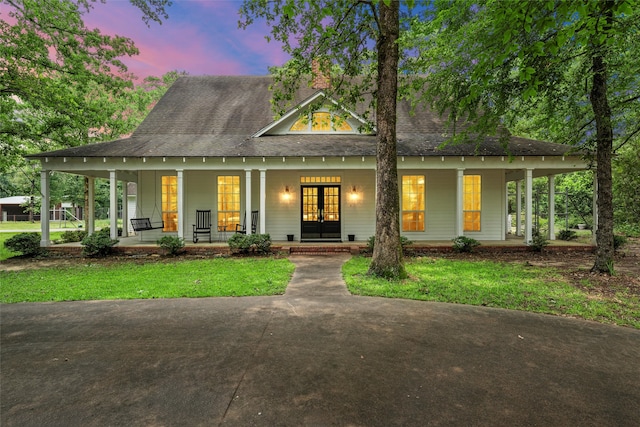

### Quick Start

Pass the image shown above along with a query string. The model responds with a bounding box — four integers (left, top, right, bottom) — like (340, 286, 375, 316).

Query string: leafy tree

(406, 0, 640, 272)
(1, 0, 172, 171)
(240, 0, 407, 279)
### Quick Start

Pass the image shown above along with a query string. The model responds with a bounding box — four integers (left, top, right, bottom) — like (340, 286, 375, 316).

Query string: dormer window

(289, 111, 354, 133)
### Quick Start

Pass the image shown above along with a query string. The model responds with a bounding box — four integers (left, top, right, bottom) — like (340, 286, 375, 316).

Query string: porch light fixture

(282, 186, 292, 202)
(349, 185, 359, 202)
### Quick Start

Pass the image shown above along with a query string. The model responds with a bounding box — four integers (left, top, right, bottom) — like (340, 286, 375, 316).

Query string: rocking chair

(192, 210, 212, 243)
(235, 211, 259, 234)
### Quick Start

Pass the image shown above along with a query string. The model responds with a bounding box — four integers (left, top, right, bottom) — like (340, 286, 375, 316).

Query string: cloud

(82, 0, 290, 79)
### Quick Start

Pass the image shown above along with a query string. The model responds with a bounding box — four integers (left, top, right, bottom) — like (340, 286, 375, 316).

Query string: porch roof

(27, 76, 580, 160)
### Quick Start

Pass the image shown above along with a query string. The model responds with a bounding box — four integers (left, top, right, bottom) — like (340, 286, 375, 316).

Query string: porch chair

(235, 210, 259, 234)
(192, 210, 212, 243)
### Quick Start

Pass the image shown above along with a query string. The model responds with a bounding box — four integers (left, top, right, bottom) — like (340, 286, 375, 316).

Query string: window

(218, 176, 240, 230)
(463, 175, 481, 231)
(161, 176, 177, 232)
(289, 111, 353, 133)
(402, 175, 425, 231)
(300, 176, 341, 183)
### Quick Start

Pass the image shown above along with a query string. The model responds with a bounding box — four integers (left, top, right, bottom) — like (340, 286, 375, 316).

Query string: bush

(81, 232, 118, 257)
(556, 229, 577, 241)
(613, 235, 627, 252)
(59, 230, 88, 243)
(157, 236, 185, 255)
(228, 233, 272, 255)
(366, 235, 413, 253)
(4, 233, 42, 257)
(452, 236, 481, 253)
(528, 229, 549, 252)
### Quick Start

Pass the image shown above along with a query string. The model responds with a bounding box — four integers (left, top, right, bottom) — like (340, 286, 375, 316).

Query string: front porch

(45, 234, 595, 257)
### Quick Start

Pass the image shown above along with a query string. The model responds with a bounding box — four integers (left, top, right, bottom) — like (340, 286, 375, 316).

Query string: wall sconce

(349, 185, 359, 202)
(282, 185, 292, 202)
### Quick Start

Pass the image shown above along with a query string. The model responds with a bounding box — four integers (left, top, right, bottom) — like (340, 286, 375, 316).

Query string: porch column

(524, 169, 533, 244)
(592, 172, 598, 244)
(109, 169, 118, 240)
(177, 170, 185, 239)
(548, 175, 555, 240)
(40, 170, 51, 247)
(516, 180, 522, 236)
(245, 169, 252, 234)
(455, 168, 464, 237)
(259, 169, 266, 234)
(121, 182, 129, 237)
(505, 182, 510, 235)
(87, 176, 95, 236)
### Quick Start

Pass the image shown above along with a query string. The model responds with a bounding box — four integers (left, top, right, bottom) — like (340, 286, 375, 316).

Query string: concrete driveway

(2, 255, 639, 426)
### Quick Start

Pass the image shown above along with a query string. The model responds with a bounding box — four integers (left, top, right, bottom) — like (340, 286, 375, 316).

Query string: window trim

(463, 175, 482, 232)
(401, 175, 425, 232)
(217, 175, 241, 231)
(161, 175, 177, 232)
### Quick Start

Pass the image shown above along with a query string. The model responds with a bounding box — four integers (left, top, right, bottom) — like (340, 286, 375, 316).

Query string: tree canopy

(0, 0, 173, 171)
(404, 0, 640, 272)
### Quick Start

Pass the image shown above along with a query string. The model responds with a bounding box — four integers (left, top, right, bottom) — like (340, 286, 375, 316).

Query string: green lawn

(1, 257, 295, 302)
(343, 256, 640, 328)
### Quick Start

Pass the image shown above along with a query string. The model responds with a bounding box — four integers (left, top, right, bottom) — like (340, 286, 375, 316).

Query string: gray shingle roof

(28, 76, 577, 159)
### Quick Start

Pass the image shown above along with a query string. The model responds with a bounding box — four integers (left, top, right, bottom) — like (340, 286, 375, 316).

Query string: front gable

(252, 91, 375, 137)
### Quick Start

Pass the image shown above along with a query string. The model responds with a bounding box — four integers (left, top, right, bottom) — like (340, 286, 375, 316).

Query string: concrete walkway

(1, 255, 639, 426)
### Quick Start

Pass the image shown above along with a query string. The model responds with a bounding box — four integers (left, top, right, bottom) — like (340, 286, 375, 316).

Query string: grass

(1, 257, 295, 302)
(343, 256, 640, 328)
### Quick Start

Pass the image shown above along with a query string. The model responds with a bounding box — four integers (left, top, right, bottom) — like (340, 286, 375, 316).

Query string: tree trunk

(589, 20, 614, 273)
(368, 0, 406, 279)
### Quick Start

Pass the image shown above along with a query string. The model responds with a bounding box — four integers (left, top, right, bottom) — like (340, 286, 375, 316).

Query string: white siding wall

(341, 170, 376, 241)
(133, 167, 506, 242)
(134, 170, 164, 241)
(399, 169, 506, 241)
(468, 169, 505, 240)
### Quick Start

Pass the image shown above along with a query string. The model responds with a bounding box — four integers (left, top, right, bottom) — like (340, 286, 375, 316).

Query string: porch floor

(47, 233, 595, 256)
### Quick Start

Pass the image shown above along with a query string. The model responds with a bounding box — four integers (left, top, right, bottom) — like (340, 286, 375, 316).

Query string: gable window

(161, 176, 177, 232)
(218, 176, 240, 230)
(463, 175, 481, 231)
(402, 175, 425, 231)
(289, 111, 353, 133)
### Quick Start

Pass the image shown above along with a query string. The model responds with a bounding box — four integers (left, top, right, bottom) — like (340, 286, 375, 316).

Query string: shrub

(613, 235, 627, 252)
(4, 233, 42, 257)
(556, 229, 577, 241)
(59, 230, 88, 243)
(157, 236, 185, 255)
(81, 232, 118, 257)
(528, 229, 549, 252)
(452, 236, 481, 253)
(366, 235, 413, 253)
(228, 233, 272, 255)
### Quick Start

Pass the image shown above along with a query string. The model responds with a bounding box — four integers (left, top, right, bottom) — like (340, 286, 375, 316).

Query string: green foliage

(0, 0, 181, 173)
(81, 228, 118, 257)
(367, 235, 413, 253)
(228, 233, 272, 255)
(157, 236, 185, 256)
(556, 229, 578, 241)
(613, 235, 627, 252)
(528, 229, 549, 252)
(452, 236, 481, 253)
(3, 232, 42, 257)
(58, 230, 88, 243)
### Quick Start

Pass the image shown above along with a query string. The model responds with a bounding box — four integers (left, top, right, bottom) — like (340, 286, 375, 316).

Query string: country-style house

(27, 74, 590, 247)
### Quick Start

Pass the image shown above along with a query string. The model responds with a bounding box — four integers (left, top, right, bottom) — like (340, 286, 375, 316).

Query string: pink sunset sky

(83, 0, 290, 80)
